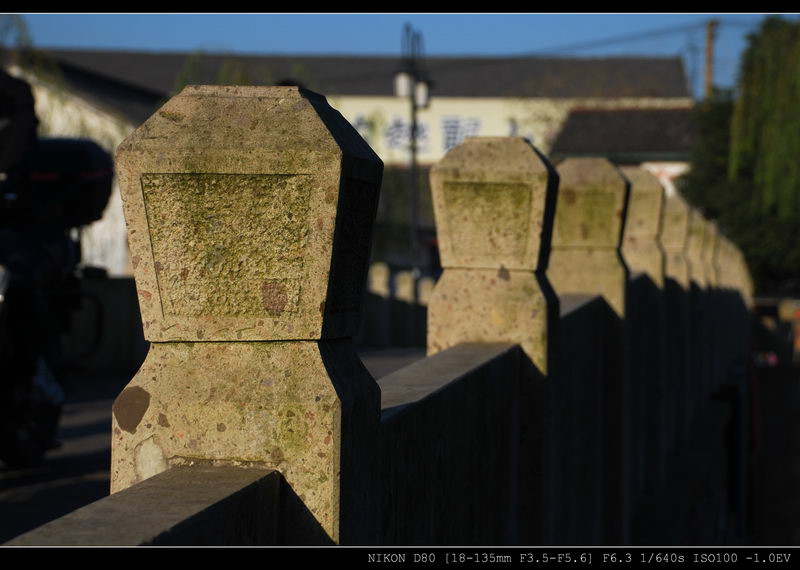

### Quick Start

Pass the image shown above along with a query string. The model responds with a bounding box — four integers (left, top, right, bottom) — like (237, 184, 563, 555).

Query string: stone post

(660, 193, 692, 288)
(702, 220, 721, 289)
(548, 158, 629, 316)
(428, 137, 558, 369)
(427, 137, 559, 544)
(620, 167, 665, 287)
(702, 221, 723, 390)
(620, 166, 666, 494)
(685, 209, 709, 412)
(111, 86, 383, 545)
(659, 192, 692, 444)
(686, 209, 708, 290)
(547, 157, 630, 544)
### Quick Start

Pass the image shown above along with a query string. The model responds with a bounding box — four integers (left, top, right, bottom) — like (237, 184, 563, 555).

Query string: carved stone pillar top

(430, 137, 556, 272)
(117, 85, 383, 343)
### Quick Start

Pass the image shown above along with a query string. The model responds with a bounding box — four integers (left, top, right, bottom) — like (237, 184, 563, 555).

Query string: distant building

(4, 50, 695, 272)
(550, 107, 694, 196)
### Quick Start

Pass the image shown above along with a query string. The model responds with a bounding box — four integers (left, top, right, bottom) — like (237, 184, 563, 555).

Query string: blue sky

(16, 13, 790, 98)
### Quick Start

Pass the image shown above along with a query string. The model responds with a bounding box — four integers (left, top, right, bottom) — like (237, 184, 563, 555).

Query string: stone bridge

(8, 86, 755, 546)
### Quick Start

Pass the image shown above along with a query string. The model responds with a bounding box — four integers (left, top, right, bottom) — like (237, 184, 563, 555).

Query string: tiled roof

(31, 49, 690, 125)
(550, 108, 694, 162)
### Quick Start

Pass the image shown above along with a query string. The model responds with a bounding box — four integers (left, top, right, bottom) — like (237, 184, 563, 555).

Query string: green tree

(729, 16, 800, 219)
(683, 17, 800, 295)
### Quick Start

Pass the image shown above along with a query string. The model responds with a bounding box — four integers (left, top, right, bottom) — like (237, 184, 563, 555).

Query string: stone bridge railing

(8, 86, 755, 546)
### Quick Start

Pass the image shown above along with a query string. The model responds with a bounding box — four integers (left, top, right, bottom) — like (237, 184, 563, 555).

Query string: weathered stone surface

(701, 220, 720, 288)
(111, 340, 377, 543)
(719, 236, 750, 298)
(118, 85, 382, 342)
(733, 246, 755, 308)
(660, 192, 691, 289)
(716, 237, 734, 290)
(620, 166, 665, 288)
(428, 137, 558, 371)
(548, 158, 629, 317)
(113, 86, 383, 545)
(685, 209, 708, 289)
(429, 269, 551, 367)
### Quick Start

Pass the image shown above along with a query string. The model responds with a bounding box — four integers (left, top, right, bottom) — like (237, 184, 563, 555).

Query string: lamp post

(394, 23, 431, 277)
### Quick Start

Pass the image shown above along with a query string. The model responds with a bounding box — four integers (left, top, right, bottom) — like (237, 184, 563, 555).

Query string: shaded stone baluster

(548, 158, 630, 317)
(427, 137, 559, 545)
(112, 85, 383, 545)
(685, 209, 709, 415)
(620, 166, 666, 494)
(702, 221, 723, 391)
(659, 192, 692, 445)
(547, 157, 630, 545)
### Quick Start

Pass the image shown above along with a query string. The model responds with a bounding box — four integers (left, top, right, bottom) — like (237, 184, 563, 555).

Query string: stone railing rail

(7, 86, 755, 546)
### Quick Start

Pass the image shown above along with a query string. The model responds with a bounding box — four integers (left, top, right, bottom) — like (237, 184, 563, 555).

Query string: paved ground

(0, 347, 425, 544)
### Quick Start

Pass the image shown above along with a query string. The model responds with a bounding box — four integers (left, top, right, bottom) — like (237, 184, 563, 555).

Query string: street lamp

(394, 23, 431, 277)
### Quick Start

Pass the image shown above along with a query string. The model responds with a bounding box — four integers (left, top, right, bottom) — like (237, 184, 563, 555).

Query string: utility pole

(395, 23, 431, 274)
(705, 19, 720, 99)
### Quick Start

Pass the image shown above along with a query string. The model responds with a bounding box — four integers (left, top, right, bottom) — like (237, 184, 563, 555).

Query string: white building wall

(328, 95, 694, 165)
(7, 65, 135, 276)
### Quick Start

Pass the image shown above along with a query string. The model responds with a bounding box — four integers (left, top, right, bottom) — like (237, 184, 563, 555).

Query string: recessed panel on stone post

(620, 167, 665, 288)
(548, 158, 629, 317)
(112, 86, 383, 545)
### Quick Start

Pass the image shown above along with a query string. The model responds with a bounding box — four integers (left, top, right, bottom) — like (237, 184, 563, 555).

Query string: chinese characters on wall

(352, 113, 486, 156)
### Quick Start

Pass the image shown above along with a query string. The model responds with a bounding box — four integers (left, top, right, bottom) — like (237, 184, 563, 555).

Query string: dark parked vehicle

(0, 69, 113, 467)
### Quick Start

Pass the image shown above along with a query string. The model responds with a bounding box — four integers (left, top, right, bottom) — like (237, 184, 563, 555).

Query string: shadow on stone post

(112, 85, 384, 545)
(619, 166, 666, 498)
(427, 137, 559, 545)
(702, 219, 722, 395)
(547, 157, 630, 544)
(686, 209, 710, 416)
(659, 192, 692, 446)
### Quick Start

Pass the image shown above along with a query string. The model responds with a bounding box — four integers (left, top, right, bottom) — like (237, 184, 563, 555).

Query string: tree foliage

(682, 16, 800, 295)
(729, 16, 800, 219)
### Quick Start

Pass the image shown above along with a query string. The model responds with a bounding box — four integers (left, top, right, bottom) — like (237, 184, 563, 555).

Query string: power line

(526, 17, 764, 57)
(530, 20, 707, 55)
